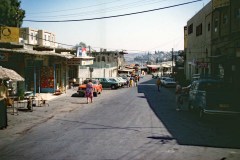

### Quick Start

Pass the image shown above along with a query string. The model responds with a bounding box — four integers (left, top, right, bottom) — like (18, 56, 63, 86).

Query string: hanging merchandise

(40, 67, 54, 91)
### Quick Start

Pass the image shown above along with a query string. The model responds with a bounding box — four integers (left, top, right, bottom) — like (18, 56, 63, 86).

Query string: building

(20, 27, 57, 49)
(75, 49, 127, 82)
(211, 0, 240, 89)
(185, 1, 212, 80)
(185, 0, 240, 90)
(0, 26, 73, 95)
(0, 43, 73, 95)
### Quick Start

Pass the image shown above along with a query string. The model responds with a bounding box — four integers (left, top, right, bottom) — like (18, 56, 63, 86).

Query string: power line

(1, 23, 183, 53)
(26, 0, 121, 14)
(26, 0, 168, 19)
(24, 0, 202, 22)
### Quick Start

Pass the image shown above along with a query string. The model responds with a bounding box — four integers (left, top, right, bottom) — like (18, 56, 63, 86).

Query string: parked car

(161, 77, 176, 87)
(109, 77, 124, 87)
(95, 78, 120, 89)
(188, 79, 240, 118)
(160, 76, 169, 84)
(152, 73, 159, 79)
(116, 77, 127, 86)
(78, 79, 102, 97)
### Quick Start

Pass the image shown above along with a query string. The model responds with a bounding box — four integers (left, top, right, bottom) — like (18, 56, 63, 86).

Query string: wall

(185, 1, 212, 80)
(78, 67, 118, 84)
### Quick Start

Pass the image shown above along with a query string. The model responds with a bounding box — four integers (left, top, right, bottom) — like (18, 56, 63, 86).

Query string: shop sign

(67, 58, 93, 66)
(0, 53, 8, 61)
(196, 62, 208, 68)
(213, 0, 230, 9)
(0, 26, 19, 43)
(67, 58, 81, 65)
(82, 59, 93, 65)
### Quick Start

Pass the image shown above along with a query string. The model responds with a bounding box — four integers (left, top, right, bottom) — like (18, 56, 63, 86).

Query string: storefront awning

(147, 65, 160, 69)
(0, 48, 74, 59)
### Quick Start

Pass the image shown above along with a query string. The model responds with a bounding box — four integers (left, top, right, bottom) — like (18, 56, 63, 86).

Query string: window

(214, 18, 219, 32)
(35, 34, 38, 41)
(97, 56, 100, 62)
(44, 35, 47, 41)
(188, 24, 193, 34)
(196, 23, 202, 36)
(223, 14, 228, 24)
(31, 33, 33, 40)
(101, 56, 105, 62)
(236, 8, 240, 19)
(208, 23, 211, 31)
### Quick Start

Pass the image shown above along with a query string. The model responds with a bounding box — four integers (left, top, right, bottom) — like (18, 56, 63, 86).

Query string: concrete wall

(77, 67, 118, 84)
(185, 1, 212, 80)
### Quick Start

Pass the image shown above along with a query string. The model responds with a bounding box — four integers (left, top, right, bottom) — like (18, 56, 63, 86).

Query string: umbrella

(0, 66, 24, 81)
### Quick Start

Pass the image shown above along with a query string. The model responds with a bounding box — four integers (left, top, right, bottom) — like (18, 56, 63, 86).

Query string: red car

(78, 79, 103, 97)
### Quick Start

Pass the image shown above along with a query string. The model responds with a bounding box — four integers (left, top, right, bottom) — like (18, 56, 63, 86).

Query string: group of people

(126, 75, 140, 87)
(84, 75, 141, 104)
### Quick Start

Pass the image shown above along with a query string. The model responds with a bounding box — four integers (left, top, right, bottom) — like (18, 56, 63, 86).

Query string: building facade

(185, 0, 240, 90)
(211, 0, 240, 89)
(20, 27, 57, 48)
(185, 1, 212, 80)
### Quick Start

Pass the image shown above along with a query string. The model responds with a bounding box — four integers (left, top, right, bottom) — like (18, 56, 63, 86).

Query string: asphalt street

(0, 75, 240, 160)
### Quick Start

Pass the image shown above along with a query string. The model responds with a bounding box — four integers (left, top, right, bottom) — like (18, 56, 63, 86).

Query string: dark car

(95, 78, 120, 89)
(188, 79, 240, 118)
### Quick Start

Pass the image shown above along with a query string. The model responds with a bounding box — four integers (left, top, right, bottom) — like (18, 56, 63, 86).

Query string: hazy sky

(21, 0, 211, 53)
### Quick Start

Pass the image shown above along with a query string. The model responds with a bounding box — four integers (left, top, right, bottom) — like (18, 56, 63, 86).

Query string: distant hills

(124, 51, 175, 65)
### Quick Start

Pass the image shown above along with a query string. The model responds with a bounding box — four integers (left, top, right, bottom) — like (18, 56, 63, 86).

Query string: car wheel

(93, 92, 98, 97)
(111, 85, 116, 89)
(188, 102, 194, 112)
(199, 108, 205, 119)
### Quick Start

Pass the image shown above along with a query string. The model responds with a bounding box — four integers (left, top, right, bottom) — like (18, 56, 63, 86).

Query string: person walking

(175, 81, 182, 111)
(156, 77, 161, 91)
(85, 79, 93, 103)
(129, 76, 133, 87)
(134, 75, 138, 87)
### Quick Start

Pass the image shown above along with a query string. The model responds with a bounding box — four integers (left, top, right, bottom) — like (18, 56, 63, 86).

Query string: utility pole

(172, 48, 174, 75)
(88, 45, 91, 56)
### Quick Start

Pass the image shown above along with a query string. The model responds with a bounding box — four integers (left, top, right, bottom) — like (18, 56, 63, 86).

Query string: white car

(109, 77, 124, 87)
(160, 76, 169, 84)
(162, 77, 176, 88)
(116, 77, 127, 85)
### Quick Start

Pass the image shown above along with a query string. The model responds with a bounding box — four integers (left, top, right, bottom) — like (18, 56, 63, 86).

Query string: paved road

(0, 75, 240, 160)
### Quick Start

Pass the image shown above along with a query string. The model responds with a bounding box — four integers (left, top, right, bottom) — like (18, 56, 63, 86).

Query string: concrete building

(185, 0, 240, 90)
(185, 1, 212, 80)
(20, 27, 57, 48)
(211, 0, 240, 89)
(75, 50, 127, 83)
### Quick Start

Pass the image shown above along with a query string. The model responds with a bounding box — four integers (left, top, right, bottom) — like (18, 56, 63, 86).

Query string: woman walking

(86, 79, 93, 103)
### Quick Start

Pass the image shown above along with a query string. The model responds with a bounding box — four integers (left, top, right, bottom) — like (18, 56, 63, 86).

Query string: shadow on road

(138, 78, 240, 149)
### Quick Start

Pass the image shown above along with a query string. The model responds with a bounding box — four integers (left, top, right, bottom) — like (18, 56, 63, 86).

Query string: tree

(73, 42, 87, 50)
(0, 0, 25, 27)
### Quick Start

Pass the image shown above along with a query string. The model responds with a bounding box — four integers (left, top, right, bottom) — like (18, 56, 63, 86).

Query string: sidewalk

(0, 89, 77, 148)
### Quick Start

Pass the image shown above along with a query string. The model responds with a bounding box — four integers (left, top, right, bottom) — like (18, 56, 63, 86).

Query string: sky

(20, 0, 211, 53)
